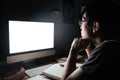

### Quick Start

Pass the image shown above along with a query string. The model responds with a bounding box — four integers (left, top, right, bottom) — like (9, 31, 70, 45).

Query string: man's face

(79, 12, 92, 39)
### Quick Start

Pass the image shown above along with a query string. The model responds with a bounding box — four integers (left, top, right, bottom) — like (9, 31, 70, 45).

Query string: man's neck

(93, 36, 104, 46)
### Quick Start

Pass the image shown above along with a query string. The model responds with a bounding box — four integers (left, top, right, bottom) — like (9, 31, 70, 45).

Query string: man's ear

(92, 21, 99, 33)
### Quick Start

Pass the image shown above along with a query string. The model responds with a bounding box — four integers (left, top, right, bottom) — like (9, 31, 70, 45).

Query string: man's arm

(64, 67, 86, 80)
(61, 38, 90, 80)
(61, 48, 77, 80)
(61, 50, 86, 80)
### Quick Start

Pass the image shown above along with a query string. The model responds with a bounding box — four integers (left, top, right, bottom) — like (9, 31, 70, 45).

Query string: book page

(42, 63, 63, 80)
(42, 63, 83, 80)
(25, 64, 52, 77)
(27, 75, 50, 80)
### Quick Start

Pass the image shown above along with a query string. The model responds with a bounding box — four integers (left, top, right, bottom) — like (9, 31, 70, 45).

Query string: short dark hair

(81, 0, 118, 25)
(80, 0, 120, 39)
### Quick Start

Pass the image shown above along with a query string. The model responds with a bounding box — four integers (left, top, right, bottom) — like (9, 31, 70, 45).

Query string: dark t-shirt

(80, 40, 120, 80)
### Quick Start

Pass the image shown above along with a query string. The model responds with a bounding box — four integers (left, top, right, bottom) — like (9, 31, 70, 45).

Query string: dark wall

(2, 0, 59, 21)
(1, 0, 77, 60)
(1, 0, 61, 61)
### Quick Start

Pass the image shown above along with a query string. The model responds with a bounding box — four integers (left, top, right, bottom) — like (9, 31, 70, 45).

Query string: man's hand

(70, 37, 91, 54)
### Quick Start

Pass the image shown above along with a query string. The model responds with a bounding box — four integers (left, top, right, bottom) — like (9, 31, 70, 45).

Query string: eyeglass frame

(79, 17, 96, 26)
(78, 20, 88, 25)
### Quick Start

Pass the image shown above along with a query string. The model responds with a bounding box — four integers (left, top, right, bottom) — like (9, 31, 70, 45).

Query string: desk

(0, 67, 29, 80)
(25, 58, 58, 79)
(26, 63, 62, 80)
(26, 57, 84, 80)
(25, 57, 65, 80)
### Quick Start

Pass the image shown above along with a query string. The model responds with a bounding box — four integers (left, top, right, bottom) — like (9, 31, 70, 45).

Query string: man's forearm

(62, 38, 90, 80)
(61, 50, 77, 80)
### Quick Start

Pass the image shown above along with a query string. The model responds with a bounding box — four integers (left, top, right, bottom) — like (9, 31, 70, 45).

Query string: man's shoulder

(103, 40, 120, 48)
(109, 39, 120, 48)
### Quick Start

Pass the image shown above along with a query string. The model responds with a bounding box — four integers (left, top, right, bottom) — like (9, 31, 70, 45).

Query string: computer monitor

(7, 20, 55, 63)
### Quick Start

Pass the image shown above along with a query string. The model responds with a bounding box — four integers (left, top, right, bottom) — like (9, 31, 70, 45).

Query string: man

(62, 0, 120, 80)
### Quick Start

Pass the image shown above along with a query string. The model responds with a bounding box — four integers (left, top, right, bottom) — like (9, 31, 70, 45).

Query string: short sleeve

(80, 40, 120, 80)
(80, 47, 104, 75)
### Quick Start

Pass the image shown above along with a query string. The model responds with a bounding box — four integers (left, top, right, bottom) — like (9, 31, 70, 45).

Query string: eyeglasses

(78, 19, 88, 25)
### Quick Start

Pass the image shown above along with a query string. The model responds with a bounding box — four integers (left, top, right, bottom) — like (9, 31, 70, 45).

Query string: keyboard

(25, 64, 52, 77)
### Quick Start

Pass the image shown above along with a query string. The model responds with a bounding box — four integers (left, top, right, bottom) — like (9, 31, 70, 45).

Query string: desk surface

(26, 57, 84, 80)
(0, 67, 29, 80)
(25, 57, 65, 79)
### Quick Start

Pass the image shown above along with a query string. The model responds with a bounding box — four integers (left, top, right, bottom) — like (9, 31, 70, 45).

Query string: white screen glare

(9, 20, 54, 54)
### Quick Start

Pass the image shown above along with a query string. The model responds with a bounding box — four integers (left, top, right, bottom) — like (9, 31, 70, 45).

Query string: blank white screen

(9, 20, 54, 54)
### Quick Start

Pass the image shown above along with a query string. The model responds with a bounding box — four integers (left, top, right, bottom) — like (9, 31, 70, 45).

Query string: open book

(41, 63, 83, 80)
(25, 64, 52, 77)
